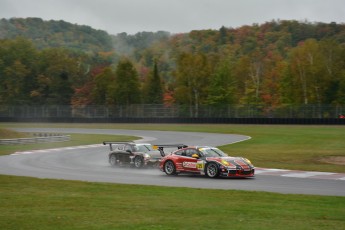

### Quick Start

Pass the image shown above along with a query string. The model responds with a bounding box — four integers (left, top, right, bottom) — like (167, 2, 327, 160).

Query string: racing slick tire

(134, 156, 144, 168)
(109, 154, 117, 166)
(164, 160, 177, 175)
(205, 162, 220, 178)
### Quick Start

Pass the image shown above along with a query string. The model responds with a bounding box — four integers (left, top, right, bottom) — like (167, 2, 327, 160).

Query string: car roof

(105, 142, 151, 146)
(181, 146, 215, 149)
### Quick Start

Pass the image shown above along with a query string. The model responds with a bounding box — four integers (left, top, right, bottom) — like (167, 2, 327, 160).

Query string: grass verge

(1, 175, 344, 230)
(0, 123, 345, 229)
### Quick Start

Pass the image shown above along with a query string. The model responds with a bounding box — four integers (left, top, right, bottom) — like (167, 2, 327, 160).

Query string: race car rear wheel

(205, 162, 219, 178)
(109, 154, 117, 166)
(164, 160, 177, 175)
(134, 156, 143, 168)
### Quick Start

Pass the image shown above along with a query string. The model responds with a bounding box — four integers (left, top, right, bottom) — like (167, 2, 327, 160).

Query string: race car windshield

(199, 148, 227, 157)
(135, 145, 153, 152)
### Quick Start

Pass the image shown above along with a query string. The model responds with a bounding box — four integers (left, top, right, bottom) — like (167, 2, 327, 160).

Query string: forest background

(0, 18, 345, 116)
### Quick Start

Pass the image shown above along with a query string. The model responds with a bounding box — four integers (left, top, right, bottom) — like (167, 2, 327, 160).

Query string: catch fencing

(0, 104, 344, 124)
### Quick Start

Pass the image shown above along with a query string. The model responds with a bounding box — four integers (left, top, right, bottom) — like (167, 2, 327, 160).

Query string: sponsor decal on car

(182, 161, 197, 168)
(196, 160, 205, 170)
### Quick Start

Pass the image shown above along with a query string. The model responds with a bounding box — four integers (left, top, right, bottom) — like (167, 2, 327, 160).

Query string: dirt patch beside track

(319, 156, 345, 166)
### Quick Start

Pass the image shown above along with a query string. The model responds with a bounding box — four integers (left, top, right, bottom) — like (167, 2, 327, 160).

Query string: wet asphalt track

(0, 128, 344, 196)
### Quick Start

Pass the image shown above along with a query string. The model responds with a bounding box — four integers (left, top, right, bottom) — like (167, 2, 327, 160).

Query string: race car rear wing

(153, 144, 188, 157)
(103, 141, 134, 151)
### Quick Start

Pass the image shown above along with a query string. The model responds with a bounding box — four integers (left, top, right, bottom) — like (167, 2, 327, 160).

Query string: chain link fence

(0, 104, 344, 119)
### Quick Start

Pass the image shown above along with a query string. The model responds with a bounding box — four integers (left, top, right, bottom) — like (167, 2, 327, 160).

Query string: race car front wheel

(109, 154, 117, 166)
(164, 160, 177, 175)
(134, 156, 143, 168)
(205, 162, 219, 178)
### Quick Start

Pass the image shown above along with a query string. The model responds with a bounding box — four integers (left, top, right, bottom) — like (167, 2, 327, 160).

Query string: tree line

(0, 18, 345, 111)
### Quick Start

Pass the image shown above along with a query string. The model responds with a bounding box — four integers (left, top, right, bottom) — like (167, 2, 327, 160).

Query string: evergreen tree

(92, 67, 116, 105)
(114, 58, 141, 105)
(143, 60, 163, 104)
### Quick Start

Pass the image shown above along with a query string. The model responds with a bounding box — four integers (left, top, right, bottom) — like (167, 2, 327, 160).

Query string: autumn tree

(0, 38, 38, 105)
(2, 20, 345, 111)
(174, 52, 211, 117)
(233, 53, 263, 105)
(287, 39, 326, 105)
(36, 48, 80, 105)
(259, 50, 287, 114)
(207, 57, 236, 106)
(318, 39, 345, 104)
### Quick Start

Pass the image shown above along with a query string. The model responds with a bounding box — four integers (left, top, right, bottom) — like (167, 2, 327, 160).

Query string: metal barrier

(0, 135, 71, 145)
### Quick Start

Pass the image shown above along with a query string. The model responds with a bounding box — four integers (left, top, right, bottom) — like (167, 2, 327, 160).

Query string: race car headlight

(244, 158, 252, 165)
(221, 159, 230, 166)
(143, 154, 150, 159)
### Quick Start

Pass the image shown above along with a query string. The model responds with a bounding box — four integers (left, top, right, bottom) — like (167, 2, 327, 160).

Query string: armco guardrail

(0, 135, 71, 145)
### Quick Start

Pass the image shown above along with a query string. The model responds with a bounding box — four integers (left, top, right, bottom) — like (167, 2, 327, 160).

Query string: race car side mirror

(192, 154, 199, 158)
(126, 150, 132, 154)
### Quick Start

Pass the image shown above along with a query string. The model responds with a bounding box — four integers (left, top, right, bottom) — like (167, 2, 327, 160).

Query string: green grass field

(0, 123, 344, 229)
(0, 175, 344, 230)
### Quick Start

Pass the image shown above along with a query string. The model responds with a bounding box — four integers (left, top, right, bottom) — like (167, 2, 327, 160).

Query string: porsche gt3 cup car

(104, 141, 162, 168)
(158, 145, 255, 178)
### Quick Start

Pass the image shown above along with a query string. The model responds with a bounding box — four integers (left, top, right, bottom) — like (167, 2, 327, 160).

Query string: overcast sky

(1, 0, 345, 35)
